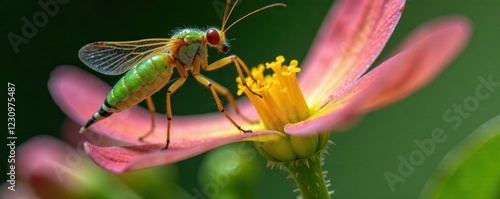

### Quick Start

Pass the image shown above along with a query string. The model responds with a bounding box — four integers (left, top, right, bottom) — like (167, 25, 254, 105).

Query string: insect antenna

(221, 1, 286, 34)
(221, 0, 239, 32)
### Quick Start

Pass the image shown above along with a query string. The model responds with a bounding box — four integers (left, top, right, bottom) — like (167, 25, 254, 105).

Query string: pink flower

(6, 122, 187, 199)
(49, 0, 470, 173)
(11, 136, 98, 199)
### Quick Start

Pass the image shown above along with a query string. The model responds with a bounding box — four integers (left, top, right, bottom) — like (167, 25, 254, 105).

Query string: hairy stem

(285, 155, 330, 199)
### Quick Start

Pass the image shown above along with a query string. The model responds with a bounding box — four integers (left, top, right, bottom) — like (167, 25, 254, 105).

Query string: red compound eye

(206, 28, 220, 45)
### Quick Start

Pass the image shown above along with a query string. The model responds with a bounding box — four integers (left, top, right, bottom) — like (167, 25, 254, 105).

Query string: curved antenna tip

(223, 3, 287, 33)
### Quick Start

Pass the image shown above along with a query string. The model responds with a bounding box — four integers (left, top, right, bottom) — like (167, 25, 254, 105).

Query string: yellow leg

(162, 66, 189, 150)
(138, 97, 156, 141)
(203, 55, 262, 98)
(194, 73, 252, 134)
(201, 75, 253, 123)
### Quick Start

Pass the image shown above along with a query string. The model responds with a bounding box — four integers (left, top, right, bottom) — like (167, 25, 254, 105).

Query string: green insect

(78, 0, 285, 150)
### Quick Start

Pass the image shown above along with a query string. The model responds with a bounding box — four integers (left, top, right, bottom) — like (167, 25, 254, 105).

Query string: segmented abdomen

(104, 53, 173, 112)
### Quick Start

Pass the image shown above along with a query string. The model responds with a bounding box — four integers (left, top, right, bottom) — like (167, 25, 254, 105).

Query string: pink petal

(299, 0, 405, 106)
(49, 66, 261, 145)
(60, 118, 125, 148)
(84, 131, 280, 173)
(362, 17, 471, 111)
(284, 62, 390, 135)
(18, 136, 70, 181)
(17, 136, 84, 199)
(285, 17, 471, 135)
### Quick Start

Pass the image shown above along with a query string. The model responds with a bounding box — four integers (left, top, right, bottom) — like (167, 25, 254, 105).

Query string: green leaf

(420, 114, 500, 199)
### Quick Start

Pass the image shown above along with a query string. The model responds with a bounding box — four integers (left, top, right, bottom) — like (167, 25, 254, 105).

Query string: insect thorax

(172, 28, 205, 43)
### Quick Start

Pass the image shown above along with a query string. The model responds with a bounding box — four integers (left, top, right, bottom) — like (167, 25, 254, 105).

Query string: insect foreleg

(203, 55, 262, 98)
(195, 53, 255, 123)
(193, 73, 252, 134)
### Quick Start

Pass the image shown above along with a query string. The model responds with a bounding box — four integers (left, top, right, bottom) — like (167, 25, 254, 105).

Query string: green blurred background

(1, 0, 499, 198)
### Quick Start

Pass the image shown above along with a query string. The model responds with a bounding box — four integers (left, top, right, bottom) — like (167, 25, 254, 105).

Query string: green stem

(285, 155, 330, 199)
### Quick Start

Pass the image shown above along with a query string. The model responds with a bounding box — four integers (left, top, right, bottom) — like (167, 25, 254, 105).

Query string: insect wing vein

(78, 38, 173, 75)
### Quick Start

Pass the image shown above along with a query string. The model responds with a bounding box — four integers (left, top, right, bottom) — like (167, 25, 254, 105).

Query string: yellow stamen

(237, 56, 328, 163)
(237, 56, 310, 132)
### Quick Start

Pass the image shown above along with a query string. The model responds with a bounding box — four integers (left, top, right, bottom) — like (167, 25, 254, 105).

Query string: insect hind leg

(162, 66, 189, 150)
(138, 97, 157, 142)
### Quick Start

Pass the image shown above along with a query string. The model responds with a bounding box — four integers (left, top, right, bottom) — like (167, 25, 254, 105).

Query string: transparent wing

(78, 38, 174, 75)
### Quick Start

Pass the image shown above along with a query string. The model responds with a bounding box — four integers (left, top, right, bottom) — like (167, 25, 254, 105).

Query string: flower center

(238, 56, 328, 163)
(237, 56, 310, 132)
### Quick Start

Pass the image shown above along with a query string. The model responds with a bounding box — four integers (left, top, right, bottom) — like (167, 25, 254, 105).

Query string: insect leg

(203, 55, 261, 98)
(204, 75, 253, 123)
(138, 97, 156, 142)
(193, 73, 252, 134)
(162, 65, 188, 150)
(196, 54, 255, 122)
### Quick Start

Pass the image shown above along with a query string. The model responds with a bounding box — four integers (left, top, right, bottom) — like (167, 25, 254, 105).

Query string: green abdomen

(106, 54, 173, 111)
